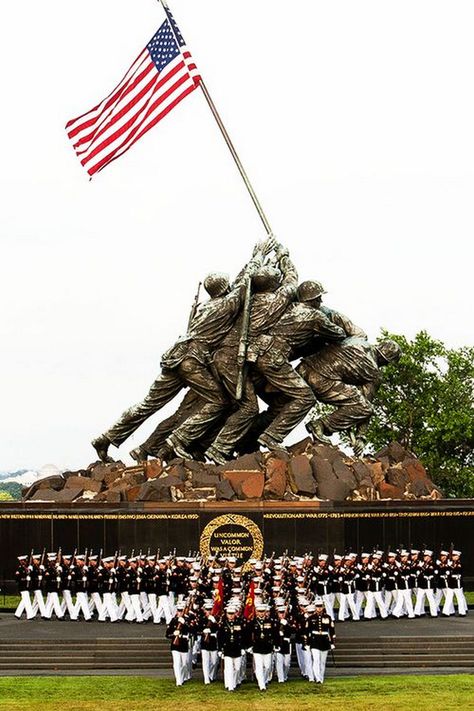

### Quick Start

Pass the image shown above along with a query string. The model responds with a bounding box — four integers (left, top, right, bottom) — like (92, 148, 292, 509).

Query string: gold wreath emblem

(200, 513, 264, 570)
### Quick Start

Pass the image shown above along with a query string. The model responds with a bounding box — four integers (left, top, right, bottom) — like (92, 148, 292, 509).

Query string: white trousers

(75, 591, 92, 620)
(44, 592, 64, 619)
(253, 652, 272, 690)
(443, 588, 468, 616)
(99, 592, 118, 622)
(238, 651, 247, 683)
(117, 592, 135, 621)
(140, 592, 152, 620)
(275, 649, 291, 682)
(32, 590, 47, 617)
(90, 592, 105, 618)
(435, 587, 446, 609)
(392, 589, 415, 618)
(15, 591, 36, 619)
(61, 590, 77, 619)
(130, 594, 143, 622)
(384, 589, 398, 614)
(311, 649, 329, 683)
(414, 588, 438, 617)
(354, 590, 367, 616)
(223, 655, 241, 691)
(172, 650, 189, 686)
(154, 594, 173, 624)
(338, 592, 360, 621)
(322, 593, 335, 619)
(296, 642, 307, 677)
(303, 647, 314, 681)
(201, 649, 219, 684)
(364, 591, 388, 619)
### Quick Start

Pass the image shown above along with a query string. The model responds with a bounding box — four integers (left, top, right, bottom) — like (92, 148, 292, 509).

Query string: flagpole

(158, 0, 274, 236)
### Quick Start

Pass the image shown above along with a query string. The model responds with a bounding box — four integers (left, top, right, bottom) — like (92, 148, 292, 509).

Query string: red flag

(243, 580, 255, 620)
(212, 578, 224, 617)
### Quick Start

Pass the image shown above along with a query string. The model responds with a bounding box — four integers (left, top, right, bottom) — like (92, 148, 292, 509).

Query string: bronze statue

(91, 241, 401, 464)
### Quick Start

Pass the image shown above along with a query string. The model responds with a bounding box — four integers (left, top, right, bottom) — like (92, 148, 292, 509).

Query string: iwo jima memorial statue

(14, 0, 469, 572)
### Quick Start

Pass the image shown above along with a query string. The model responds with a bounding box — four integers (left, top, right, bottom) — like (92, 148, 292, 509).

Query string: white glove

(178, 616, 185, 624)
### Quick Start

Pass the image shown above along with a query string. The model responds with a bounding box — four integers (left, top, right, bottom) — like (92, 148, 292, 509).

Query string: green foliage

(367, 330, 474, 497)
(0, 482, 22, 500)
(0, 490, 14, 502)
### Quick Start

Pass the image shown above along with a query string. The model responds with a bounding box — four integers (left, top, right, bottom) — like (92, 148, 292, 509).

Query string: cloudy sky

(2, 0, 473, 471)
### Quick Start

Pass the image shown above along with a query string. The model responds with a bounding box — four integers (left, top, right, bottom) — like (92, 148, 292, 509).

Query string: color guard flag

(66, 6, 200, 177)
(212, 578, 224, 617)
(243, 580, 255, 620)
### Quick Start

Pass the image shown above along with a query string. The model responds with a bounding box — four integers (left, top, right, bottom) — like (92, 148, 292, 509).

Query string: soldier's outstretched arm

(321, 305, 367, 339)
(232, 237, 274, 288)
(275, 242, 298, 291)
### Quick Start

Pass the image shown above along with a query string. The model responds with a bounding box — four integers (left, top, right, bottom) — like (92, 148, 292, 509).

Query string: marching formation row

(14, 545, 467, 623)
(14, 545, 468, 689)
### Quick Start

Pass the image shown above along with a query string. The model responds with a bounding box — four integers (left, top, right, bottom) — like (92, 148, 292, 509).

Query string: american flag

(66, 8, 200, 177)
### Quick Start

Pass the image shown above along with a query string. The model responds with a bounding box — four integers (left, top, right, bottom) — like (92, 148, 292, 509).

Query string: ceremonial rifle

(187, 282, 201, 330)
(235, 276, 252, 401)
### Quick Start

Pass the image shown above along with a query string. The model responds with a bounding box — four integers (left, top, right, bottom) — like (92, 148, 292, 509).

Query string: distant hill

(1, 464, 63, 488)
(0, 469, 27, 480)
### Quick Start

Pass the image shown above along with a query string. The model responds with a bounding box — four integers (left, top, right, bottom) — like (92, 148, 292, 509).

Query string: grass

(0, 675, 472, 711)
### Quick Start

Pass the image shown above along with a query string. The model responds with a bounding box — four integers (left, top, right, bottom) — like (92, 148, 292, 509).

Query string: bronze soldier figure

(298, 337, 401, 454)
(91, 240, 272, 462)
(205, 243, 326, 463)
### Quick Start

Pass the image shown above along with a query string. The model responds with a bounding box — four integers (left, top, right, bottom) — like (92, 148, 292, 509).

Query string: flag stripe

(68, 60, 155, 147)
(86, 75, 196, 176)
(96, 83, 196, 174)
(73, 62, 159, 151)
(82, 71, 190, 167)
(80, 58, 191, 167)
(66, 49, 149, 133)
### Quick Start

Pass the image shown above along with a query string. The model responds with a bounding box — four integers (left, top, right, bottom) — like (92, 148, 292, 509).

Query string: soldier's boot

(166, 434, 193, 461)
(349, 429, 366, 457)
(305, 419, 332, 445)
(205, 445, 229, 466)
(257, 432, 288, 454)
(155, 442, 174, 462)
(129, 446, 149, 463)
(91, 435, 114, 463)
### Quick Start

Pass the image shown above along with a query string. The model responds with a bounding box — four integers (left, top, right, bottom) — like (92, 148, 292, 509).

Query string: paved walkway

(1, 611, 471, 640)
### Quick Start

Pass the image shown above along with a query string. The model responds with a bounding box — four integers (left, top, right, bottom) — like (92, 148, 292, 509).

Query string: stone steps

(0, 636, 472, 672)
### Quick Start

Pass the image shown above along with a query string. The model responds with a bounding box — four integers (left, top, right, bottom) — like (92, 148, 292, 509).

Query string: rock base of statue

(22, 440, 442, 504)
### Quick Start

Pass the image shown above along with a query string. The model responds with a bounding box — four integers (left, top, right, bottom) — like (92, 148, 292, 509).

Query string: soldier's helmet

(297, 280, 327, 302)
(204, 272, 230, 298)
(375, 339, 402, 364)
(251, 266, 282, 292)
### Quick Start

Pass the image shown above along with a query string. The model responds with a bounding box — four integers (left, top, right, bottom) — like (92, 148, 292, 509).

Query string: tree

(0, 491, 14, 502)
(366, 330, 474, 498)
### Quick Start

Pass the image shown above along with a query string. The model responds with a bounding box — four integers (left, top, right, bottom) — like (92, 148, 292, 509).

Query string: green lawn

(0, 676, 472, 711)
